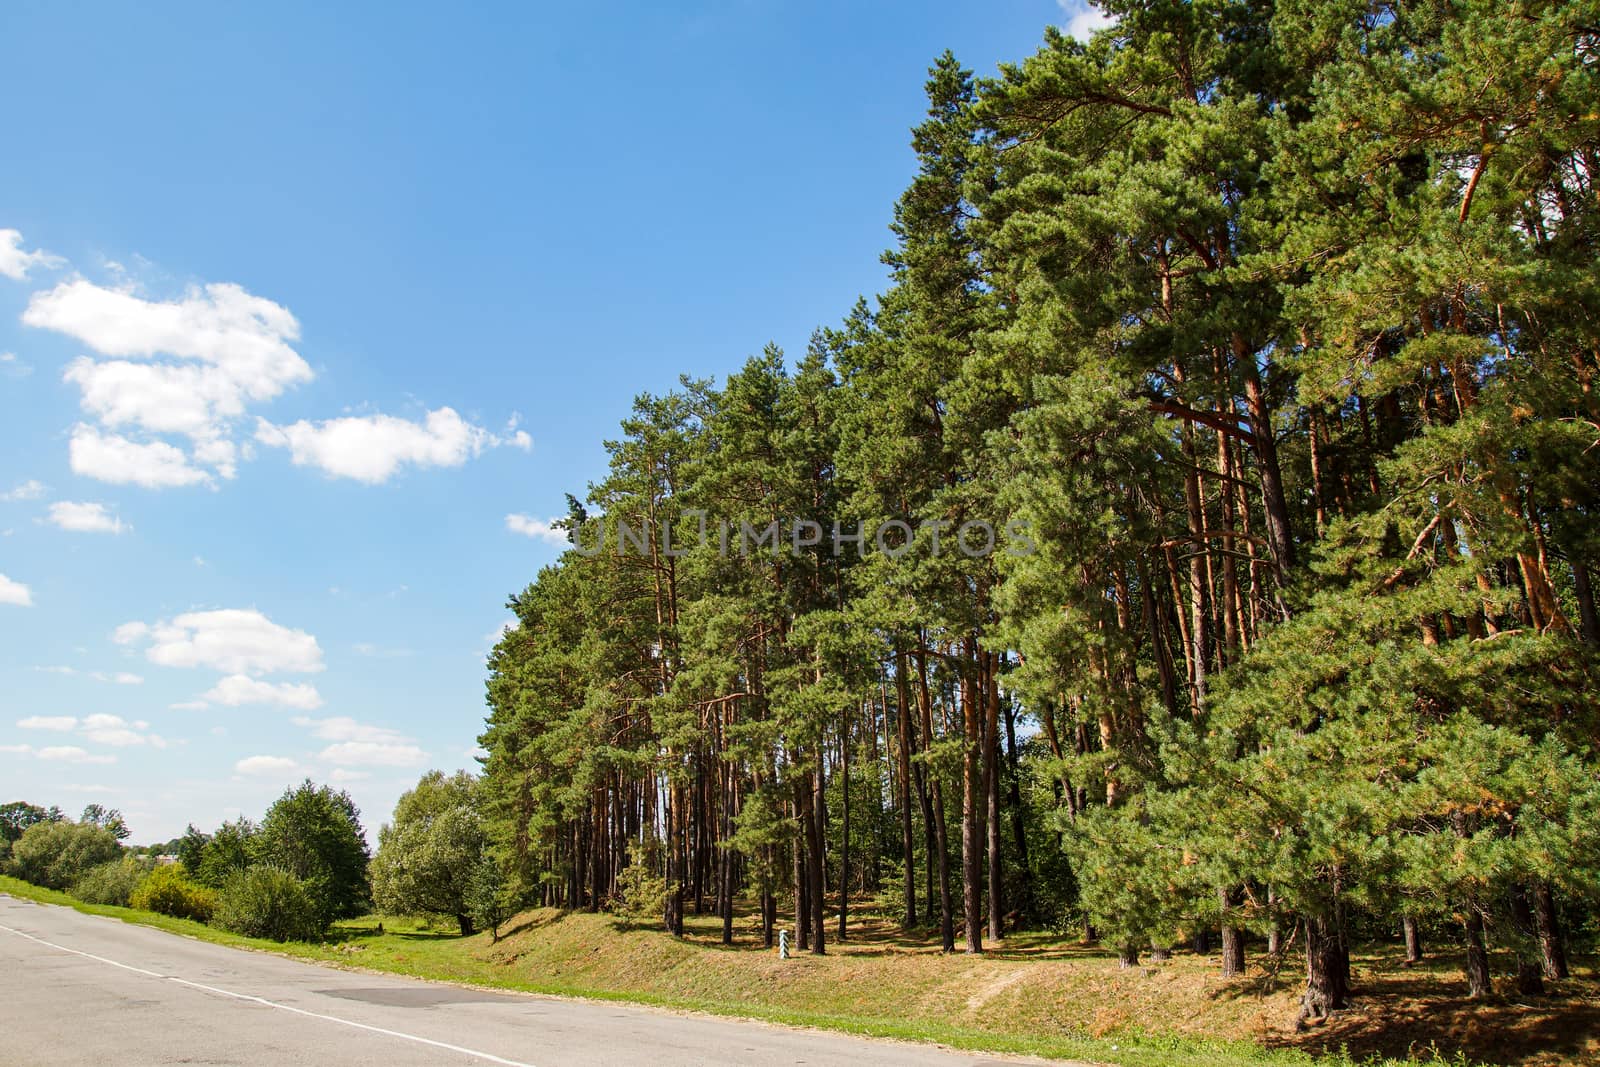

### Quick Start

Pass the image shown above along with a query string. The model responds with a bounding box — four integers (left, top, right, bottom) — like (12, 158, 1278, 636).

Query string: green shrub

(611, 842, 667, 928)
(10, 821, 122, 890)
(130, 863, 216, 922)
(213, 866, 322, 942)
(72, 856, 154, 906)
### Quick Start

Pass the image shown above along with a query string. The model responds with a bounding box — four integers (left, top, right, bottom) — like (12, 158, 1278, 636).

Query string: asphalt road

(0, 893, 1054, 1066)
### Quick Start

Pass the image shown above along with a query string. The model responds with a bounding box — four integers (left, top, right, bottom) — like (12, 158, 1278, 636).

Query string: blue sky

(0, 1, 1105, 843)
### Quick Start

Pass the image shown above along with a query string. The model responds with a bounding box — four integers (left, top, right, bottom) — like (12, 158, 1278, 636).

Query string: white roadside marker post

(778, 928, 789, 959)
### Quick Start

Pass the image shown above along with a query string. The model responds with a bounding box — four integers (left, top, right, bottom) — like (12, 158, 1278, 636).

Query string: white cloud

(24, 278, 311, 487)
(0, 229, 63, 281)
(0, 744, 33, 754)
(33, 665, 76, 676)
(47, 501, 127, 534)
(37, 745, 116, 765)
(170, 700, 210, 711)
(0, 352, 33, 379)
(505, 513, 568, 545)
(0, 573, 33, 606)
(91, 671, 144, 685)
(24, 263, 523, 493)
(1057, 0, 1115, 40)
(318, 740, 428, 767)
(255, 407, 517, 484)
(18, 713, 162, 748)
(504, 413, 533, 451)
(115, 608, 324, 675)
(78, 714, 152, 747)
(25, 279, 309, 395)
(291, 715, 403, 743)
(329, 768, 371, 783)
(292, 715, 427, 767)
(1, 479, 46, 502)
(69, 425, 212, 488)
(17, 716, 77, 731)
(200, 674, 323, 710)
(235, 755, 299, 776)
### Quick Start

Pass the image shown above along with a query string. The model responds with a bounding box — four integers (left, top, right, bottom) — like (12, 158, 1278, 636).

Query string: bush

(213, 866, 322, 942)
(611, 842, 667, 928)
(130, 864, 216, 922)
(10, 820, 122, 890)
(71, 856, 155, 906)
(465, 854, 515, 941)
(256, 781, 370, 926)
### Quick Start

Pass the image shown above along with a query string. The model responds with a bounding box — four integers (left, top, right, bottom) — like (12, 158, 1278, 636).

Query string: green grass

(0, 876, 1559, 1067)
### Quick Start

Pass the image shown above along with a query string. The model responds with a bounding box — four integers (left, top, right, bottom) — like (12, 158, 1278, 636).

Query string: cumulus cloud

(0, 229, 63, 281)
(235, 755, 299, 776)
(292, 715, 427, 768)
(0, 573, 33, 606)
(47, 501, 127, 534)
(24, 262, 524, 490)
(24, 279, 311, 487)
(17, 713, 163, 748)
(1057, 0, 1115, 40)
(79, 713, 165, 748)
(114, 608, 324, 675)
(199, 674, 323, 710)
(91, 671, 144, 685)
(505, 513, 568, 545)
(69, 425, 212, 488)
(17, 716, 76, 731)
(25, 279, 309, 394)
(1, 479, 46, 502)
(255, 407, 520, 484)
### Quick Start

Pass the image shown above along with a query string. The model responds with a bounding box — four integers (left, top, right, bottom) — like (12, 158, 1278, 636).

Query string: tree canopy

(478, 0, 1600, 1015)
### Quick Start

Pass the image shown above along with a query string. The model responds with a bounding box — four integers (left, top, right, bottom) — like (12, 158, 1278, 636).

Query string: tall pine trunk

(807, 766, 826, 955)
(838, 709, 850, 942)
(1534, 881, 1569, 980)
(916, 643, 955, 951)
(960, 647, 983, 954)
(1463, 905, 1492, 998)
(893, 648, 918, 928)
(1402, 915, 1423, 965)
(1218, 886, 1244, 978)
(1301, 912, 1350, 1022)
(1510, 886, 1545, 995)
(985, 655, 1003, 941)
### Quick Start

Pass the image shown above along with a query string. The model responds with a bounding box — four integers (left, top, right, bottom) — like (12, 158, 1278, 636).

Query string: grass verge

(5, 876, 1582, 1067)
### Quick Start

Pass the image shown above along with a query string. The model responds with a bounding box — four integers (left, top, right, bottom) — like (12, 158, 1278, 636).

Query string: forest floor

(4, 877, 1595, 1067)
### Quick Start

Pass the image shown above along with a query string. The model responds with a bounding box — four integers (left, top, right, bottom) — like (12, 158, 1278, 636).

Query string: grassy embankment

(3, 875, 1595, 1067)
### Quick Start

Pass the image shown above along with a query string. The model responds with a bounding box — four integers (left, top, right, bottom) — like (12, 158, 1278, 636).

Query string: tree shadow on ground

(1200, 944, 1600, 1067)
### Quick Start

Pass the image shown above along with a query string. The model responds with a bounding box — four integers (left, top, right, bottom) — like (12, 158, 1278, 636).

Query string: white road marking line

(0, 919, 538, 1067)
